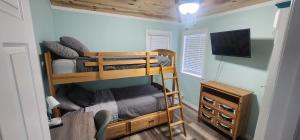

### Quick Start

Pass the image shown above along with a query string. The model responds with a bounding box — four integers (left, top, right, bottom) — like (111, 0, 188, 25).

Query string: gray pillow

(60, 36, 89, 56)
(42, 41, 79, 59)
(56, 86, 82, 111)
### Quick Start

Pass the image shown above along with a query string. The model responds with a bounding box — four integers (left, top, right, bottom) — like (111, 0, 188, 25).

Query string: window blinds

(182, 32, 207, 77)
(149, 35, 169, 51)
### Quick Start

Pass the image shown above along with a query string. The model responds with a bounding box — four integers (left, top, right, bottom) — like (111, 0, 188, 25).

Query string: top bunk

(44, 49, 176, 85)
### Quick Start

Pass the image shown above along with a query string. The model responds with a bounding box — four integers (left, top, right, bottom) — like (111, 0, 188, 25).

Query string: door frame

(254, 0, 300, 139)
(24, 1, 51, 139)
(0, 0, 51, 139)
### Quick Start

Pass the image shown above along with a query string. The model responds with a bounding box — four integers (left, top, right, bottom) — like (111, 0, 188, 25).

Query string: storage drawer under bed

(130, 113, 160, 133)
(106, 121, 128, 139)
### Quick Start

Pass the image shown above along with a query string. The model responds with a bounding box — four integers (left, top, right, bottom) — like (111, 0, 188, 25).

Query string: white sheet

(52, 59, 76, 74)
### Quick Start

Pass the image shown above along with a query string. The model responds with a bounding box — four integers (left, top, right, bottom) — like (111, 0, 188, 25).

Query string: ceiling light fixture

(178, 0, 200, 15)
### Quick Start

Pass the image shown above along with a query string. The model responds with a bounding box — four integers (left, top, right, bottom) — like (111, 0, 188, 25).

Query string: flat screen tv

(210, 29, 251, 57)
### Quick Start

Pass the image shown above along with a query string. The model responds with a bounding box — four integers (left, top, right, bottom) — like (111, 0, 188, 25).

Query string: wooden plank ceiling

(50, 0, 272, 21)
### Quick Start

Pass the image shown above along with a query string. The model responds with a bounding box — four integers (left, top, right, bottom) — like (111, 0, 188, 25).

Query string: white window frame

(181, 29, 208, 78)
(146, 29, 171, 51)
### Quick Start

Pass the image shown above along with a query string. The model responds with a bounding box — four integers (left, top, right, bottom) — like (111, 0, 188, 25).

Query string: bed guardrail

(83, 50, 175, 79)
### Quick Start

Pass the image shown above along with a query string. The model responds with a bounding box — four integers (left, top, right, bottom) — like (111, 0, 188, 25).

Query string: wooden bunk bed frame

(44, 49, 176, 139)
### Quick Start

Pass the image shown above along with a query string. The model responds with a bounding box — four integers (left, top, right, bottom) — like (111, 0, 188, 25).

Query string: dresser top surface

(201, 81, 253, 97)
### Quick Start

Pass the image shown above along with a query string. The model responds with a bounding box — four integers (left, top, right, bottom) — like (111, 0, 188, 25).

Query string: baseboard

(182, 100, 199, 112)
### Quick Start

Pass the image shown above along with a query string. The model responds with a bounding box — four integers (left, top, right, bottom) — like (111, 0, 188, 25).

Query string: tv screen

(210, 29, 251, 57)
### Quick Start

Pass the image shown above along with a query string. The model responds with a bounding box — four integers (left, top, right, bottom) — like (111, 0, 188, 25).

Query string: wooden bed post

(146, 51, 150, 75)
(98, 53, 104, 79)
(44, 52, 60, 117)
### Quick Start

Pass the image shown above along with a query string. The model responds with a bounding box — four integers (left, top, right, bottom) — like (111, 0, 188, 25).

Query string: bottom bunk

(56, 84, 171, 139)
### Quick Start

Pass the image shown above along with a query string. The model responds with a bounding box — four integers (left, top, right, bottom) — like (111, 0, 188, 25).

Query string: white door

(0, 0, 50, 140)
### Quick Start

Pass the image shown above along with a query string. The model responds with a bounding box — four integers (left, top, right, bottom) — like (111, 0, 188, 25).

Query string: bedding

(66, 85, 95, 107)
(52, 55, 171, 74)
(52, 59, 76, 74)
(85, 89, 119, 121)
(60, 36, 89, 56)
(58, 85, 166, 122)
(56, 86, 82, 111)
(111, 85, 166, 120)
(42, 41, 79, 59)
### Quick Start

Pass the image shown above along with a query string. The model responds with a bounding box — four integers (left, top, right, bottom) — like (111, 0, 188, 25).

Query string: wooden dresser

(199, 81, 252, 140)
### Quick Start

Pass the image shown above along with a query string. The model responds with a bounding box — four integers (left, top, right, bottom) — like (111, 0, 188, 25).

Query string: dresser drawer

(216, 102, 238, 115)
(215, 119, 234, 136)
(200, 111, 214, 124)
(200, 104, 215, 115)
(216, 111, 235, 125)
(201, 92, 216, 106)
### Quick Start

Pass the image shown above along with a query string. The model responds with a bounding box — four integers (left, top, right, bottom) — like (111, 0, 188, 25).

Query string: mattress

(111, 85, 166, 120)
(56, 84, 166, 122)
(85, 85, 166, 121)
(52, 56, 171, 75)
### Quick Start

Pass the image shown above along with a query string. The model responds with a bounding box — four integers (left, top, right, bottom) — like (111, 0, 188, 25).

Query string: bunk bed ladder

(160, 64, 187, 140)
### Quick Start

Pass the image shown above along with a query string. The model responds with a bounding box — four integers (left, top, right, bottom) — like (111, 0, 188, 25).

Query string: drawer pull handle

(202, 113, 213, 122)
(219, 104, 235, 114)
(219, 113, 234, 124)
(217, 122, 232, 133)
(202, 105, 214, 113)
(203, 97, 214, 104)
(148, 120, 155, 126)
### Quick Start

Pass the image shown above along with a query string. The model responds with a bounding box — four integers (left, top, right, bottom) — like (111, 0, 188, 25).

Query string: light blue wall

(30, 0, 55, 53)
(178, 5, 276, 137)
(52, 9, 183, 89)
(30, 0, 55, 96)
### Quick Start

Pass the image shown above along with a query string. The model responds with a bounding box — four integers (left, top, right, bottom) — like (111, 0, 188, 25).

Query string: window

(182, 30, 207, 78)
(146, 30, 171, 51)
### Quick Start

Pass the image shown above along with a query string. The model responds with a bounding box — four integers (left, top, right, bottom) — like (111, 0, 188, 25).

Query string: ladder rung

(166, 91, 179, 96)
(167, 105, 182, 111)
(164, 77, 177, 80)
(170, 120, 184, 127)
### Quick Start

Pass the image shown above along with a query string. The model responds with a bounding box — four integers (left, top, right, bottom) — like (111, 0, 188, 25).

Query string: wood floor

(119, 105, 229, 140)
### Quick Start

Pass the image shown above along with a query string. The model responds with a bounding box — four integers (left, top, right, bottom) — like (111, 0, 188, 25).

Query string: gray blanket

(76, 55, 171, 72)
(85, 89, 119, 121)
(84, 85, 166, 121)
(111, 85, 166, 120)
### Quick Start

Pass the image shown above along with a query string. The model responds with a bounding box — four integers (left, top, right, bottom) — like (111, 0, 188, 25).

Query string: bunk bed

(44, 49, 177, 139)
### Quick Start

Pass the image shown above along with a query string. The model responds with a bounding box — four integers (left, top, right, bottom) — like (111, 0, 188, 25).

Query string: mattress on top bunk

(52, 55, 171, 75)
(52, 59, 76, 74)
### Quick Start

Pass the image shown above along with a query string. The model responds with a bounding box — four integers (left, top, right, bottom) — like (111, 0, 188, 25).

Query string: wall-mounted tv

(210, 29, 251, 58)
